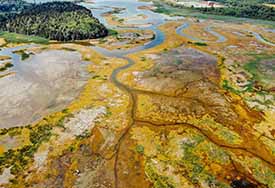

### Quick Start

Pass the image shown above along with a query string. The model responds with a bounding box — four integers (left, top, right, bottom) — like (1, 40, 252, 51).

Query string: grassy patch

(222, 54, 275, 96)
(13, 50, 33, 61)
(193, 42, 207, 46)
(0, 32, 49, 44)
(0, 109, 71, 177)
(108, 29, 118, 36)
(0, 124, 52, 176)
(136, 145, 144, 154)
(145, 163, 175, 188)
(152, 1, 275, 28)
(61, 47, 77, 52)
(0, 62, 13, 72)
(222, 80, 241, 95)
(187, 41, 208, 46)
(258, 33, 275, 44)
(243, 54, 275, 83)
(0, 55, 11, 61)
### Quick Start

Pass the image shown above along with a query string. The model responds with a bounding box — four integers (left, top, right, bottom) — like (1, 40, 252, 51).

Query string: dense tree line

(197, 0, 275, 21)
(211, 0, 275, 4)
(0, 2, 108, 41)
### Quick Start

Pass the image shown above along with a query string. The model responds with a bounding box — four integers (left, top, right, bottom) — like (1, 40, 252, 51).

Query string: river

(1, 0, 274, 128)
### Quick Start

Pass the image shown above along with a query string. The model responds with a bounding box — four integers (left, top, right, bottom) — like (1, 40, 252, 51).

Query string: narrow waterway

(249, 30, 275, 47)
(176, 22, 228, 43)
(1, 1, 275, 187)
(78, 1, 275, 187)
(79, 1, 175, 187)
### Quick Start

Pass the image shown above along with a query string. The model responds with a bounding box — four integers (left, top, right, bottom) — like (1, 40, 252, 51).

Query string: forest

(0, 2, 108, 41)
(197, 0, 275, 21)
(211, 0, 275, 4)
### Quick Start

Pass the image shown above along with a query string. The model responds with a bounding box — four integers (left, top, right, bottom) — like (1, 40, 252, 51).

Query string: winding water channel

(249, 30, 275, 47)
(1, 0, 275, 186)
(82, 1, 170, 187)
(80, 2, 275, 187)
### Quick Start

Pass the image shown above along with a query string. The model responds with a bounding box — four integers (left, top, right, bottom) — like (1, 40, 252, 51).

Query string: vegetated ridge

(198, 0, 275, 21)
(0, 2, 108, 41)
(153, 0, 275, 21)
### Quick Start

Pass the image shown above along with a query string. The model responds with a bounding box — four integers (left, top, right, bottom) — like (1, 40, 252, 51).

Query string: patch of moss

(193, 42, 207, 46)
(0, 32, 49, 44)
(108, 29, 118, 36)
(145, 163, 175, 188)
(222, 79, 241, 95)
(61, 47, 77, 52)
(136, 145, 144, 154)
(188, 115, 243, 145)
(0, 109, 71, 176)
(0, 62, 13, 72)
(234, 156, 275, 187)
(178, 133, 230, 187)
(14, 49, 32, 61)
(243, 54, 275, 84)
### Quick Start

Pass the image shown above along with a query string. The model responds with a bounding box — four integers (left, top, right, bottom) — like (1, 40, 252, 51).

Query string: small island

(0, 2, 108, 41)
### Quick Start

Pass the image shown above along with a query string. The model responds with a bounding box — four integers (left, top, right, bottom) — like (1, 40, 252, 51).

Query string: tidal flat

(0, 50, 89, 128)
(1, 0, 275, 187)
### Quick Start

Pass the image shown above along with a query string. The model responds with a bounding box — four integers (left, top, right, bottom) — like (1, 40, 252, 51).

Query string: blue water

(92, 25, 165, 57)
(250, 31, 275, 47)
(176, 22, 227, 43)
(176, 22, 203, 42)
(80, 0, 168, 27)
(0, 45, 35, 76)
(25, 0, 171, 56)
(205, 26, 227, 43)
(79, 0, 170, 56)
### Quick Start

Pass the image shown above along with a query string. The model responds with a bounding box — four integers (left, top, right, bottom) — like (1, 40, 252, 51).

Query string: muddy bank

(0, 50, 89, 128)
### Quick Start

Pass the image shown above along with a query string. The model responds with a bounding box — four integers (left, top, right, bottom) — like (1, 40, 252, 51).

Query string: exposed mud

(0, 50, 89, 128)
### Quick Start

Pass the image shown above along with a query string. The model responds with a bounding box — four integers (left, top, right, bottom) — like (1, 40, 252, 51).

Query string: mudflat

(0, 50, 89, 128)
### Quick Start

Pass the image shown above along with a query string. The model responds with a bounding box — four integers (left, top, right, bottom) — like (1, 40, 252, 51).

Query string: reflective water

(0, 0, 179, 128)
(249, 31, 275, 47)
(0, 45, 35, 71)
(80, 0, 175, 56)
(0, 47, 90, 128)
(205, 26, 227, 43)
(176, 23, 227, 43)
(176, 22, 202, 42)
(80, 0, 167, 27)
